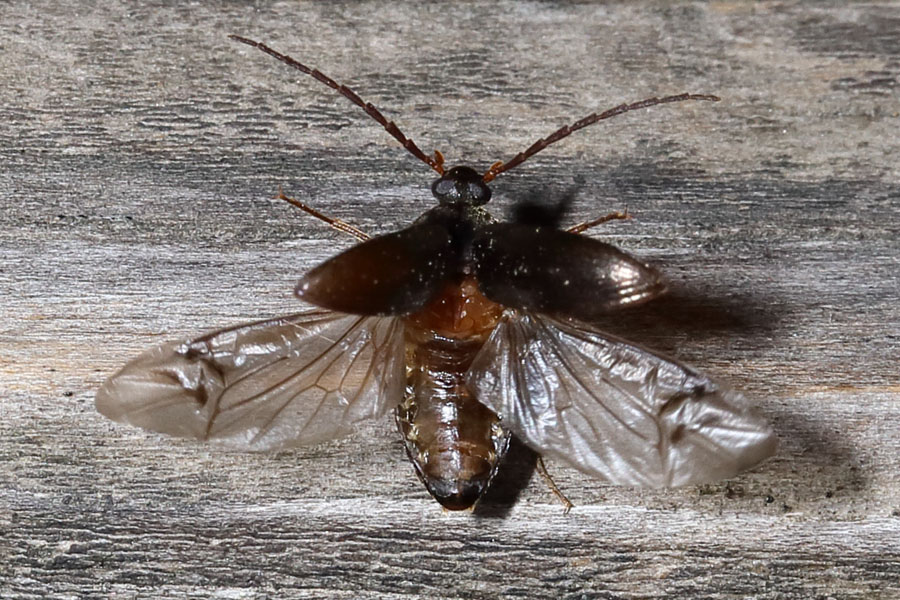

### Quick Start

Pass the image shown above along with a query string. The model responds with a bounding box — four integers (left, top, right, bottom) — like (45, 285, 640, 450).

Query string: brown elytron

(95, 37, 776, 512)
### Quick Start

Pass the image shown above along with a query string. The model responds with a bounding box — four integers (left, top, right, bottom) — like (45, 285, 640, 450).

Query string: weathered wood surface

(2, 1, 899, 598)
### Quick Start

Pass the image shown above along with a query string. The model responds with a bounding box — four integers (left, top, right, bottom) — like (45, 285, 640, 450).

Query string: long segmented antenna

(229, 35, 445, 175)
(482, 93, 720, 183)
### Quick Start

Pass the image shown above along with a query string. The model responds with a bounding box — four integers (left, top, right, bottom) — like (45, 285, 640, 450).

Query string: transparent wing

(96, 309, 405, 450)
(467, 312, 776, 488)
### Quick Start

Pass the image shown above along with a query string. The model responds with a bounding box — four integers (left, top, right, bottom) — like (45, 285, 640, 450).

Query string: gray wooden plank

(2, 1, 899, 599)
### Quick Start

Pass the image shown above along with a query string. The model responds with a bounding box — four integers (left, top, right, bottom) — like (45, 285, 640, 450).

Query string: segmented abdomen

(398, 277, 509, 510)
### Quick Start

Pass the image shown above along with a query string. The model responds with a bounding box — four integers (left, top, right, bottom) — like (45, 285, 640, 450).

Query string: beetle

(96, 36, 777, 511)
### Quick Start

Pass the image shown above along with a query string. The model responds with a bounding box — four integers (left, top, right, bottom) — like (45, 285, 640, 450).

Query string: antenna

(229, 35, 445, 175)
(482, 93, 719, 182)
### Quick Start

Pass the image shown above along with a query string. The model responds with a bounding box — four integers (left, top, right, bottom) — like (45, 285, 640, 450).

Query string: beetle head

(431, 166, 492, 207)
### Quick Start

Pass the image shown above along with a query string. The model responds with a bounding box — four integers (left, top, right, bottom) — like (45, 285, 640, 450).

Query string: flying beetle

(96, 36, 777, 511)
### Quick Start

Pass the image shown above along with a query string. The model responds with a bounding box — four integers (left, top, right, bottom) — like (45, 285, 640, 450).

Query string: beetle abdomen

(398, 277, 508, 510)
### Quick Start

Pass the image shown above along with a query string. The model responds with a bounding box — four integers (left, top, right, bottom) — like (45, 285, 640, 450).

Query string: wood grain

(2, 1, 898, 598)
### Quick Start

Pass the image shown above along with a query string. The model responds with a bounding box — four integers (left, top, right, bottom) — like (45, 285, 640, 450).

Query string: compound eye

(432, 178, 458, 201)
(467, 182, 491, 206)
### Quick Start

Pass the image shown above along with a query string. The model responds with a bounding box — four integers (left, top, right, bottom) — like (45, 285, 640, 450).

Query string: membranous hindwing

(97, 310, 405, 450)
(466, 311, 777, 488)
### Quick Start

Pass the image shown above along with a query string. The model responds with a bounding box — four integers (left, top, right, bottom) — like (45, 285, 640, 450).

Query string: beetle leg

(275, 189, 370, 241)
(536, 456, 574, 513)
(567, 208, 630, 234)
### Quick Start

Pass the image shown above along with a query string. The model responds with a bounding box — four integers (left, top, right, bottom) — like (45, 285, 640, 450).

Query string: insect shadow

(96, 36, 779, 513)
